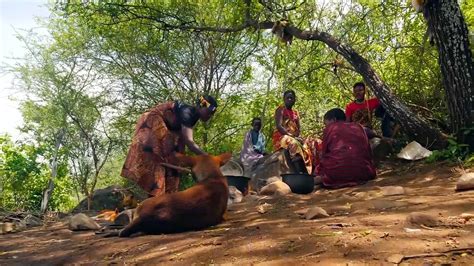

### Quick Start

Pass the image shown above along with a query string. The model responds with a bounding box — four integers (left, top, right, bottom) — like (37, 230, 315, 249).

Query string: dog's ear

(172, 153, 196, 167)
(216, 152, 232, 166)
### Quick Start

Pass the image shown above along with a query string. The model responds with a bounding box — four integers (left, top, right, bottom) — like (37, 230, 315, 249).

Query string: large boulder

(248, 150, 293, 191)
(72, 185, 145, 212)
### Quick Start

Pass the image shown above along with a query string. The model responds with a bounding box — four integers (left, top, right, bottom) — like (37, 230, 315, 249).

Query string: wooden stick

(400, 247, 474, 263)
(160, 163, 192, 173)
(298, 249, 326, 259)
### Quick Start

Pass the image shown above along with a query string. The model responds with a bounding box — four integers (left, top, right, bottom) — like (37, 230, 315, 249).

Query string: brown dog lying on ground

(117, 152, 231, 237)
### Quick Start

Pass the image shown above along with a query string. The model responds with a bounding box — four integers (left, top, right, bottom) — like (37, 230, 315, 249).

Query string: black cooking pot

(226, 175, 250, 195)
(281, 173, 315, 194)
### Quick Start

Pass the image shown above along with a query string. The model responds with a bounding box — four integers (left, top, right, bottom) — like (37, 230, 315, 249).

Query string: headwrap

(198, 95, 218, 112)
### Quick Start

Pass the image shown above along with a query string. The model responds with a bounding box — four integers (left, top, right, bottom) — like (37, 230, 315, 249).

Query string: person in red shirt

(319, 108, 376, 188)
(345, 82, 395, 138)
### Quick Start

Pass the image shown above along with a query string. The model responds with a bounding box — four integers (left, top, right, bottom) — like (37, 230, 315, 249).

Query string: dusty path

(1, 161, 473, 265)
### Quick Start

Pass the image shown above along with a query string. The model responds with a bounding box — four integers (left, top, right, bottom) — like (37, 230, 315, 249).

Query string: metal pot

(226, 175, 250, 195)
(281, 173, 315, 194)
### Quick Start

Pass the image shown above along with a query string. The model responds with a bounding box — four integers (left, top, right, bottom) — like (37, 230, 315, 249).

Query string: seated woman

(319, 108, 376, 188)
(240, 117, 267, 172)
(121, 95, 218, 197)
(272, 90, 319, 174)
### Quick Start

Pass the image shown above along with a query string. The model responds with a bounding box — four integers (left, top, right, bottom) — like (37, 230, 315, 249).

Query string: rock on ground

(228, 186, 243, 205)
(259, 181, 291, 196)
(0, 222, 17, 234)
(379, 186, 405, 196)
(406, 212, 438, 227)
(305, 207, 330, 220)
(266, 176, 282, 185)
(68, 213, 101, 231)
(456, 172, 474, 192)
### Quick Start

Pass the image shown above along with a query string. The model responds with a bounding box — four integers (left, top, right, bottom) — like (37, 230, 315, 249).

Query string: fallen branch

(391, 247, 474, 264)
(298, 249, 326, 259)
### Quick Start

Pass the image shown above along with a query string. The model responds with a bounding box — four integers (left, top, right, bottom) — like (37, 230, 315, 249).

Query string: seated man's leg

(375, 105, 395, 138)
(381, 113, 395, 137)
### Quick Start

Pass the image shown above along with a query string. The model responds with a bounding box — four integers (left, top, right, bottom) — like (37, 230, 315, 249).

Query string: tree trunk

(40, 129, 65, 213)
(87, 193, 92, 211)
(424, 0, 474, 144)
(285, 27, 447, 148)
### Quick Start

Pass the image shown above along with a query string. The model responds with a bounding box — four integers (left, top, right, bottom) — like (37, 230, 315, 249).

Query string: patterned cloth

(272, 106, 320, 175)
(240, 130, 266, 171)
(121, 102, 184, 197)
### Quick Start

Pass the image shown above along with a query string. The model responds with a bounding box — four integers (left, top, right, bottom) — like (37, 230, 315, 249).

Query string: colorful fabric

(319, 121, 376, 188)
(279, 135, 314, 174)
(272, 106, 300, 150)
(272, 106, 319, 175)
(240, 130, 266, 171)
(121, 102, 183, 197)
(305, 137, 323, 175)
(345, 98, 380, 127)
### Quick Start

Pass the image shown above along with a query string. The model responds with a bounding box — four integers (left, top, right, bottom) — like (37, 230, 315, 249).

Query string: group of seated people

(121, 82, 395, 197)
(240, 82, 396, 189)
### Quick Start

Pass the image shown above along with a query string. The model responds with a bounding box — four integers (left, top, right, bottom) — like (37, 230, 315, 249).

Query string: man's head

(251, 117, 262, 132)
(283, 90, 296, 109)
(323, 108, 346, 126)
(352, 82, 366, 102)
(197, 95, 218, 122)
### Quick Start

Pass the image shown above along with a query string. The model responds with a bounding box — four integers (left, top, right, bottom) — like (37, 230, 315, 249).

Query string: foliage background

(1, 0, 472, 211)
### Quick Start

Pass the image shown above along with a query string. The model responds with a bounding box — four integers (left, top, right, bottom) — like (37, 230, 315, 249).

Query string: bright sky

(0, 0, 50, 139)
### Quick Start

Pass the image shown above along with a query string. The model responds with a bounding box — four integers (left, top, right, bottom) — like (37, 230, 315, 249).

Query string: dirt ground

(1, 160, 474, 265)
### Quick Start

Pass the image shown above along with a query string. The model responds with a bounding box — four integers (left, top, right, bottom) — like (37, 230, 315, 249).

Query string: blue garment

(250, 130, 265, 154)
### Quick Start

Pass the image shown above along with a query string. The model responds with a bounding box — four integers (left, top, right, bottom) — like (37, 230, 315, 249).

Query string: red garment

(345, 98, 380, 122)
(272, 106, 300, 150)
(320, 122, 376, 188)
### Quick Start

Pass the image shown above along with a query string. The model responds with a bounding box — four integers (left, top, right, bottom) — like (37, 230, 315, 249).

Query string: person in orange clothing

(272, 90, 321, 174)
(121, 95, 218, 197)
